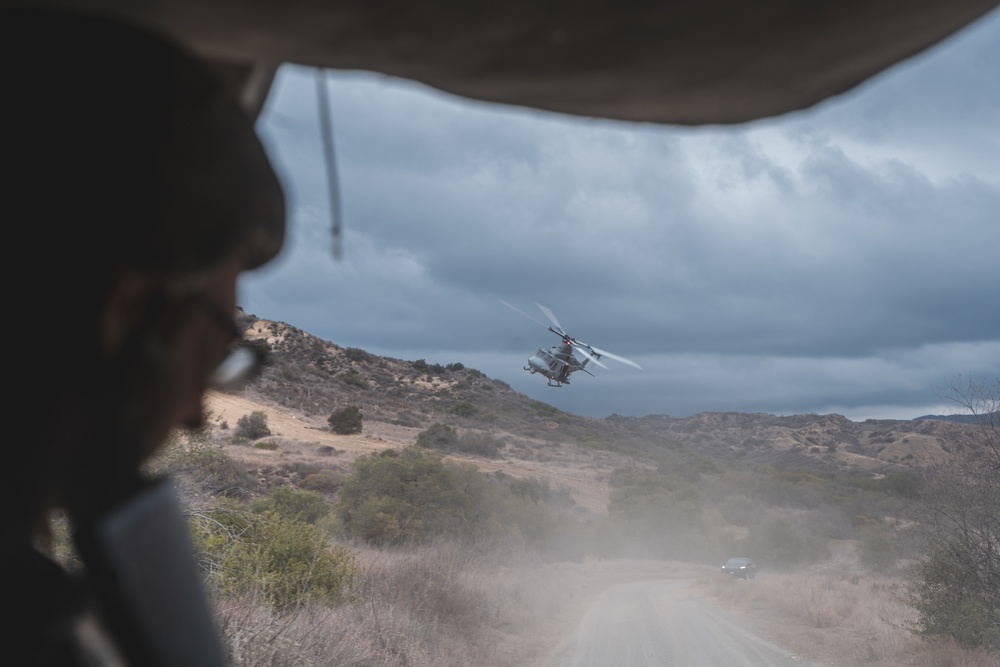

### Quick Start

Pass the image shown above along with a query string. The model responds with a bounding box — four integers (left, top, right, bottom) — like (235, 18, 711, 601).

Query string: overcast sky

(241, 10, 1000, 421)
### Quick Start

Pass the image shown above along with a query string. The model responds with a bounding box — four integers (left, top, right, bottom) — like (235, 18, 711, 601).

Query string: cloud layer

(243, 10, 1000, 419)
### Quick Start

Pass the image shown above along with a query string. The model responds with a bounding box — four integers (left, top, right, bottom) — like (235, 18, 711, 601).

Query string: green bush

(416, 423, 501, 457)
(328, 405, 363, 434)
(300, 470, 342, 494)
(336, 447, 576, 552)
(455, 432, 502, 457)
(910, 544, 999, 649)
(339, 369, 370, 390)
(244, 337, 272, 359)
(336, 447, 485, 544)
(508, 477, 552, 503)
(344, 347, 371, 362)
(235, 411, 271, 439)
(250, 486, 331, 524)
(907, 378, 1000, 650)
(449, 401, 478, 418)
(416, 423, 457, 450)
(191, 505, 355, 612)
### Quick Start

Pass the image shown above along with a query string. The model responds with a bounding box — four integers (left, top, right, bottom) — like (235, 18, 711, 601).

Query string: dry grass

(694, 570, 1000, 667)
(212, 541, 712, 667)
(212, 541, 1000, 667)
(214, 540, 567, 666)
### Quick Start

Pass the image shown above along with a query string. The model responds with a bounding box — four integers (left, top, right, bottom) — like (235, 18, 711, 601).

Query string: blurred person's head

(2, 8, 285, 541)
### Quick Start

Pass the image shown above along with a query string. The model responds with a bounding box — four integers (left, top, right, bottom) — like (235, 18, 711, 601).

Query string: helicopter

(500, 299, 642, 387)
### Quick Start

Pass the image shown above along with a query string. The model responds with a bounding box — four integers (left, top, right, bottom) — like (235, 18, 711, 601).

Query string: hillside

(202, 312, 987, 516)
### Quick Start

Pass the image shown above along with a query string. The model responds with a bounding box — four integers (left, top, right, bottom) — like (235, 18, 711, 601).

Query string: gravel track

(539, 579, 814, 667)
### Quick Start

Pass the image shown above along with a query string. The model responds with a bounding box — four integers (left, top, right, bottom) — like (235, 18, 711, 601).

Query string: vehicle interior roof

(10, 0, 1000, 125)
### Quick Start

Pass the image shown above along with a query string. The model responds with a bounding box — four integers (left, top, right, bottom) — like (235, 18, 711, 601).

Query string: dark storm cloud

(244, 11, 999, 419)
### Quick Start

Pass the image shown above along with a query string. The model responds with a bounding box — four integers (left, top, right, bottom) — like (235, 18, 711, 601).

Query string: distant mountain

(913, 413, 996, 424)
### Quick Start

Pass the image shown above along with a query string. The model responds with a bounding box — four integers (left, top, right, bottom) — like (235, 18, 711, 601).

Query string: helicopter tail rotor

(571, 341, 609, 369)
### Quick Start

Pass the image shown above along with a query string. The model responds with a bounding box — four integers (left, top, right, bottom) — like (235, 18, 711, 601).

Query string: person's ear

(99, 272, 159, 356)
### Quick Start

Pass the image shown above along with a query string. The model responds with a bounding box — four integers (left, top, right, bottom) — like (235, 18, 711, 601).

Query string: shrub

(910, 544, 999, 648)
(336, 447, 484, 544)
(328, 405, 363, 434)
(454, 432, 502, 457)
(877, 472, 922, 499)
(412, 358, 445, 374)
(300, 470, 342, 494)
(191, 505, 355, 612)
(415, 423, 501, 457)
(339, 369, 370, 390)
(235, 411, 271, 439)
(508, 477, 552, 503)
(244, 337, 272, 359)
(250, 486, 331, 524)
(532, 401, 558, 417)
(416, 423, 457, 450)
(344, 347, 371, 362)
(449, 401, 478, 418)
(907, 377, 1000, 649)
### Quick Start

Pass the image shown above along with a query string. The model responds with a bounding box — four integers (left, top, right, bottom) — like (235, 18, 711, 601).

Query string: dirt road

(539, 579, 814, 667)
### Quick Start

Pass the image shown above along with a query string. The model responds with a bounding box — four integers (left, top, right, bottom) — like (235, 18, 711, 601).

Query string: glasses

(189, 293, 267, 389)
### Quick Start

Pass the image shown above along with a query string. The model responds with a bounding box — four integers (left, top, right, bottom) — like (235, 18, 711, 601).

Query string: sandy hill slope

(205, 388, 628, 515)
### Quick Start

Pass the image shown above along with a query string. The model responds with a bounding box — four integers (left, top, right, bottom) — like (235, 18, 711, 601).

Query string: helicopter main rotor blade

(572, 343, 609, 370)
(534, 302, 567, 336)
(588, 345, 643, 370)
(499, 298, 564, 337)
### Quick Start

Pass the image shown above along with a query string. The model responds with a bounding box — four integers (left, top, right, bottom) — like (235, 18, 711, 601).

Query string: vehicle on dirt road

(721, 557, 757, 579)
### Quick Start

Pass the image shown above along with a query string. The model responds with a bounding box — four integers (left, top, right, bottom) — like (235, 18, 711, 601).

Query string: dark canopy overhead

(9, 0, 1000, 123)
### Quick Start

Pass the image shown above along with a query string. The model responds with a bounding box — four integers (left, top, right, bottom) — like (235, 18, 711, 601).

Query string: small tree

(908, 376, 1000, 649)
(328, 405, 363, 434)
(235, 411, 270, 439)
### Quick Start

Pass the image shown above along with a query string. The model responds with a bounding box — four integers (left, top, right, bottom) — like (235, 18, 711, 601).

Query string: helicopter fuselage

(525, 341, 590, 386)
(502, 299, 638, 388)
